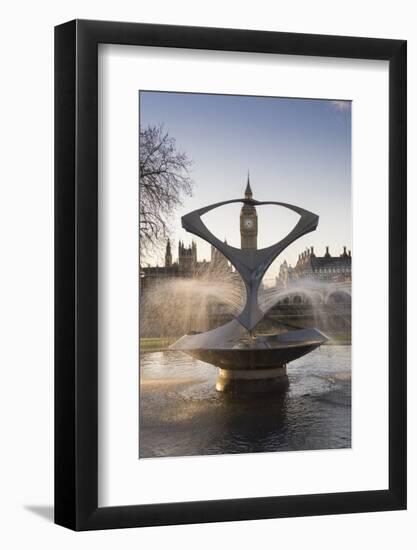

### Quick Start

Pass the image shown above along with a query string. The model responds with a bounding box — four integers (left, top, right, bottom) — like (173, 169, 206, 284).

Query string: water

(140, 272, 245, 337)
(141, 272, 351, 338)
(139, 345, 351, 458)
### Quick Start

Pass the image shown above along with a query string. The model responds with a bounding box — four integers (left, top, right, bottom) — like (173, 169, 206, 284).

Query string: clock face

(244, 219, 254, 230)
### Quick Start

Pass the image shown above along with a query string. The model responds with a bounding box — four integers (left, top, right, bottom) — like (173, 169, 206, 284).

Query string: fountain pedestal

(216, 366, 288, 393)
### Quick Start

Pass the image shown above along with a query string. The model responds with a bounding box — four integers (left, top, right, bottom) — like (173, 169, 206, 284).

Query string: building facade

(276, 245, 352, 288)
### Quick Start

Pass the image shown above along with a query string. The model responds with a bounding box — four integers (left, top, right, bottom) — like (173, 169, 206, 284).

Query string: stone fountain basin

(170, 321, 328, 370)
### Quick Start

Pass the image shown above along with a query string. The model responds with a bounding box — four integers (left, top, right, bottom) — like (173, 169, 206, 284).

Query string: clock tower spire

(240, 172, 258, 250)
(245, 171, 252, 198)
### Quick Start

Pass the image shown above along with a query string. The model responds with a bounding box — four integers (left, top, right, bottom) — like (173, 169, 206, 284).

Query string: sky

(139, 91, 351, 278)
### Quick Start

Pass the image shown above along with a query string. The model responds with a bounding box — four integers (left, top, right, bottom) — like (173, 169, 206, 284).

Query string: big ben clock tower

(240, 173, 258, 250)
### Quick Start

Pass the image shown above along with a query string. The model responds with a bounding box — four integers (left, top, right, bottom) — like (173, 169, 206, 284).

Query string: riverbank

(140, 337, 177, 352)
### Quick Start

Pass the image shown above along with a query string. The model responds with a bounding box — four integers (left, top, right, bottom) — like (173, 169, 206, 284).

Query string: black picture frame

(55, 19, 407, 531)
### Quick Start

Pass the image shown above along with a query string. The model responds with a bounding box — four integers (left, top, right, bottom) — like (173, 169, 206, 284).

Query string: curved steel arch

(181, 198, 319, 331)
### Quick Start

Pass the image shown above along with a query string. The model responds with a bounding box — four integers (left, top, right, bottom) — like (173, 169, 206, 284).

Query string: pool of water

(139, 346, 351, 458)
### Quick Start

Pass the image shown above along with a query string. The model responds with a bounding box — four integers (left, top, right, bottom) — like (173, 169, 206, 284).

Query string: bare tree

(139, 125, 193, 255)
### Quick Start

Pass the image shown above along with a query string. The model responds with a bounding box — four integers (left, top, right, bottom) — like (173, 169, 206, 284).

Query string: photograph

(0, 1, 409, 542)
(139, 91, 352, 458)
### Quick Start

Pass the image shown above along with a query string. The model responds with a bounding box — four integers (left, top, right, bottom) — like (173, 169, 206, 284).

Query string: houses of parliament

(140, 177, 256, 292)
(140, 176, 352, 293)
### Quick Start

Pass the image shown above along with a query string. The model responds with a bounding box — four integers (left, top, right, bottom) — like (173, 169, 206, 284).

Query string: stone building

(141, 239, 207, 292)
(140, 234, 234, 293)
(276, 245, 352, 288)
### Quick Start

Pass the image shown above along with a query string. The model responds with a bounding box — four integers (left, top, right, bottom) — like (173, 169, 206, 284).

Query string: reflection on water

(139, 346, 351, 458)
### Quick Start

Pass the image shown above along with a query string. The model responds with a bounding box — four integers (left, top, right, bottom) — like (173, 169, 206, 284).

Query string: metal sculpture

(171, 195, 328, 392)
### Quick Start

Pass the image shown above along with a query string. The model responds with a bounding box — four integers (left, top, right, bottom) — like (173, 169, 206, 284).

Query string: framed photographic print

(55, 20, 406, 530)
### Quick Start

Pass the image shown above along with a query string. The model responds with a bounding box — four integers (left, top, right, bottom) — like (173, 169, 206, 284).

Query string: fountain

(170, 195, 328, 392)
